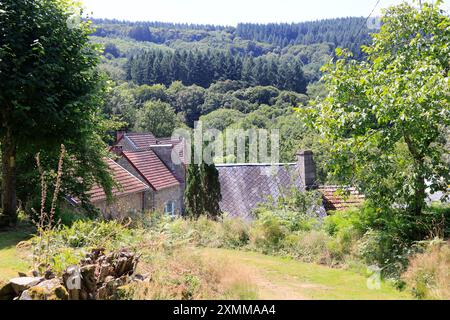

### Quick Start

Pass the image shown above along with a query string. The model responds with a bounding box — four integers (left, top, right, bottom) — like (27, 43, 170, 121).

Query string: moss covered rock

(19, 279, 68, 300)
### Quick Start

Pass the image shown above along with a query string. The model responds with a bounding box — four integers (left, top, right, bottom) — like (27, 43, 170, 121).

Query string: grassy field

(0, 228, 33, 282)
(200, 248, 412, 300)
(0, 228, 412, 300)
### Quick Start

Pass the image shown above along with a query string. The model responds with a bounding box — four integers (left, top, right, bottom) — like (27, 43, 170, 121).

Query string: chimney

(151, 144, 186, 183)
(116, 131, 125, 143)
(297, 150, 316, 189)
(111, 145, 123, 156)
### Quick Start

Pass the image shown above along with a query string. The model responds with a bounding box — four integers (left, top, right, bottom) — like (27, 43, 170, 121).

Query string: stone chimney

(116, 131, 125, 143)
(297, 150, 317, 189)
(150, 144, 185, 183)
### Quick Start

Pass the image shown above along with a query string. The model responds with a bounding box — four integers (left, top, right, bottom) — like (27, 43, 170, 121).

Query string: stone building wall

(93, 192, 144, 220)
(116, 157, 155, 211)
(153, 185, 184, 215)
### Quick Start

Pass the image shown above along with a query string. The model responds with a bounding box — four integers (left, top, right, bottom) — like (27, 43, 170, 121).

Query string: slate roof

(79, 159, 149, 204)
(318, 185, 364, 211)
(216, 163, 303, 219)
(217, 163, 365, 218)
(122, 150, 181, 191)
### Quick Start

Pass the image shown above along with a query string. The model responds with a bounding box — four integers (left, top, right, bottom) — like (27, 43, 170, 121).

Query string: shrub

(219, 217, 250, 248)
(191, 216, 222, 247)
(249, 215, 286, 252)
(356, 229, 414, 278)
(282, 230, 334, 265)
(326, 227, 360, 262)
(402, 241, 450, 300)
(56, 207, 88, 226)
(324, 208, 365, 236)
(56, 220, 136, 248)
(254, 189, 324, 233)
(30, 219, 145, 274)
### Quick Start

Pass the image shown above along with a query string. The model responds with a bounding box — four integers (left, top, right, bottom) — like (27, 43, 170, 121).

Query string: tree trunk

(404, 135, 426, 217)
(1, 126, 17, 227)
(411, 172, 426, 216)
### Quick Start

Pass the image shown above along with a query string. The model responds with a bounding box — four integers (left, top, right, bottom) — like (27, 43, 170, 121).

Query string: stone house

(68, 158, 150, 219)
(80, 131, 362, 219)
(112, 132, 186, 216)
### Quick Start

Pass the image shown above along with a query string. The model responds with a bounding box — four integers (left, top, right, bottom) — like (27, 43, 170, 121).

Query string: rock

(16, 240, 32, 250)
(80, 264, 96, 292)
(9, 277, 43, 295)
(133, 274, 145, 282)
(19, 279, 68, 300)
(0, 282, 15, 300)
(62, 265, 82, 300)
(31, 270, 40, 277)
(97, 263, 114, 283)
(18, 290, 32, 300)
(44, 269, 55, 280)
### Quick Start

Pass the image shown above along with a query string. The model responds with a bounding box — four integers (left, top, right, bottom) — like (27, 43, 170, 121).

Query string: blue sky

(82, 0, 450, 25)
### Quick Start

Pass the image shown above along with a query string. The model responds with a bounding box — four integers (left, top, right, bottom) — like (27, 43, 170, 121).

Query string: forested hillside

(94, 17, 372, 174)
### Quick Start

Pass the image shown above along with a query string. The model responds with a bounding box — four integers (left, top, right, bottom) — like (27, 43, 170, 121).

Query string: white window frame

(164, 201, 175, 217)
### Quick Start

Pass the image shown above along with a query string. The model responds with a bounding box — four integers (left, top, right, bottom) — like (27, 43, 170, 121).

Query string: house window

(164, 201, 175, 217)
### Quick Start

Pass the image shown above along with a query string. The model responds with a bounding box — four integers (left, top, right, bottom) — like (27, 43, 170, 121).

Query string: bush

(356, 229, 414, 278)
(56, 220, 137, 248)
(31, 219, 144, 274)
(324, 207, 368, 236)
(402, 241, 450, 300)
(282, 230, 334, 264)
(219, 217, 250, 248)
(249, 215, 286, 253)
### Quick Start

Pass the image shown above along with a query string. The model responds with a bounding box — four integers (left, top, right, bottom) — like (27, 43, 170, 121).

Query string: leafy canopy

(305, 1, 450, 215)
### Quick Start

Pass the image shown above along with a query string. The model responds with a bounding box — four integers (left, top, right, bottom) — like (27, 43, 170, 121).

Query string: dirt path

(201, 248, 411, 300)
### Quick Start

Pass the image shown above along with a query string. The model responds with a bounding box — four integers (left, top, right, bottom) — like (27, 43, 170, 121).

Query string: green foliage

(304, 2, 450, 233)
(200, 109, 244, 131)
(357, 229, 415, 278)
(249, 215, 286, 252)
(281, 231, 334, 264)
(134, 100, 181, 137)
(43, 220, 139, 248)
(184, 162, 203, 218)
(0, 0, 117, 224)
(254, 188, 324, 232)
(126, 47, 307, 92)
(185, 161, 222, 219)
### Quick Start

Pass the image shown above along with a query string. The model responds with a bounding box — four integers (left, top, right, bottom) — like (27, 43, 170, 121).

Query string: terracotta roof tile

(318, 185, 364, 211)
(87, 159, 149, 203)
(126, 133, 157, 149)
(123, 150, 180, 191)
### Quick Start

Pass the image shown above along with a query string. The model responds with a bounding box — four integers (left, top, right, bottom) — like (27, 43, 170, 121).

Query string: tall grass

(403, 241, 450, 299)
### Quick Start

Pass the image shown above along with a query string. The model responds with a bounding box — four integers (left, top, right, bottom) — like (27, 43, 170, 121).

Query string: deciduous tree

(305, 1, 450, 228)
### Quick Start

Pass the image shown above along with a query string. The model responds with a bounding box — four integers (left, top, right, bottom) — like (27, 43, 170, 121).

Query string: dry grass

(122, 246, 258, 300)
(402, 241, 450, 300)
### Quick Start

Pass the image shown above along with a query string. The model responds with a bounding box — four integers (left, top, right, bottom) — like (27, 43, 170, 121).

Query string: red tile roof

(318, 185, 364, 211)
(122, 150, 181, 191)
(86, 159, 149, 203)
(126, 133, 157, 149)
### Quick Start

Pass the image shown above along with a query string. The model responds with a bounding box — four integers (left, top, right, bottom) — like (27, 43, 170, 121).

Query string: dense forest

(93, 17, 372, 171)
